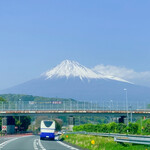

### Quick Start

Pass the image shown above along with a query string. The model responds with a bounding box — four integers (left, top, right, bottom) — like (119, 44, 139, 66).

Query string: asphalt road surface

(0, 135, 81, 150)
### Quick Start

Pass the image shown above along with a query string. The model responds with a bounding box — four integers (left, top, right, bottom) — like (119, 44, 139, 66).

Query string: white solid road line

(0, 135, 33, 149)
(0, 138, 18, 149)
(57, 141, 79, 150)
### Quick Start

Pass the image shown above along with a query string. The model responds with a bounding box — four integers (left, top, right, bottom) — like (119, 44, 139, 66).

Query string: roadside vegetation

(61, 120, 150, 150)
(73, 119, 150, 135)
(61, 134, 150, 150)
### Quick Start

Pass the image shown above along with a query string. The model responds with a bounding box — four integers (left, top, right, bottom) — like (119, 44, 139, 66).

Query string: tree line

(0, 94, 76, 102)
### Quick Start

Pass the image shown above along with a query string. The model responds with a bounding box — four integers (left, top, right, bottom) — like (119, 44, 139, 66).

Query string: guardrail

(66, 131, 125, 137)
(66, 131, 150, 145)
(114, 136, 150, 145)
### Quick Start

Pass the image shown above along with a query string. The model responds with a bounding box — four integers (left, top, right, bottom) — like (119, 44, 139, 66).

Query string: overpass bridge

(0, 110, 150, 117)
(0, 100, 149, 116)
(0, 100, 149, 133)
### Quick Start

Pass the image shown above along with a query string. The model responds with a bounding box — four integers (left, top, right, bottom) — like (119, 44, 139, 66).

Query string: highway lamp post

(124, 88, 129, 126)
(129, 105, 132, 123)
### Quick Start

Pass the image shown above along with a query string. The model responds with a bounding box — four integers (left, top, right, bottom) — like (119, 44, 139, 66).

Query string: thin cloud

(93, 65, 150, 87)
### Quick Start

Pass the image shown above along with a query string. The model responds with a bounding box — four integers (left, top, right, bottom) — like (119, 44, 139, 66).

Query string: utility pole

(124, 89, 128, 126)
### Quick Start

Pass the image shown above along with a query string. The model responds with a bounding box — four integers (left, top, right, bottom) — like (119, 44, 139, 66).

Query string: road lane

(40, 139, 79, 150)
(0, 135, 35, 150)
(0, 135, 80, 150)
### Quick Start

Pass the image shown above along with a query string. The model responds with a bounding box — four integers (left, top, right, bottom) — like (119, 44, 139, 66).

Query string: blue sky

(0, 0, 150, 90)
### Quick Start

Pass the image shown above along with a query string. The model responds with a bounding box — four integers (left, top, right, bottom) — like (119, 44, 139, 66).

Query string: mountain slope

(0, 60, 149, 102)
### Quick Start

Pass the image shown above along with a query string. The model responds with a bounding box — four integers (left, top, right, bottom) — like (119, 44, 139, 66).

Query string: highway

(0, 135, 80, 150)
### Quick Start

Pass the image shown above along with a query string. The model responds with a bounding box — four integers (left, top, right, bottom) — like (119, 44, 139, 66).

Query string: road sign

(2, 125, 7, 130)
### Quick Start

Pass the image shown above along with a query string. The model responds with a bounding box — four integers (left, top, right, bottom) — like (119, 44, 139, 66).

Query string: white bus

(40, 120, 55, 140)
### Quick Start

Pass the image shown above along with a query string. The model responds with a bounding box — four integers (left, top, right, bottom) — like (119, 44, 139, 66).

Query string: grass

(61, 134, 150, 150)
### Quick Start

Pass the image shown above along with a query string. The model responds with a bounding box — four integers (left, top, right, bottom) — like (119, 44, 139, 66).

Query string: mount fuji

(1, 60, 150, 102)
(43, 60, 129, 82)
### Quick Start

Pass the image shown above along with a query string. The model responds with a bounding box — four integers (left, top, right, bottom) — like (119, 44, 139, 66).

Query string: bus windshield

(44, 121, 53, 127)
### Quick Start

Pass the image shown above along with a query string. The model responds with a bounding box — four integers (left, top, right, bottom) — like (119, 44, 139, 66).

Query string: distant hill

(0, 94, 76, 102)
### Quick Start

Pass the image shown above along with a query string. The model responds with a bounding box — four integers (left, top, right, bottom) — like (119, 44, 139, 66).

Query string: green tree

(14, 116, 31, 131)
(0, 97, 5, 130)
(55, 118, 63, 131)
(0, 97, 6, 102)
(143, 120, 150, 134)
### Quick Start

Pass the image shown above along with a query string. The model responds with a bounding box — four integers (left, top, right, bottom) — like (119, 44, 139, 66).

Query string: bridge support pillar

(112, 117, 119, 123)
(68, 116, 75, 131)
(2, 116, 15, 134)
(118, 116, 126, 123)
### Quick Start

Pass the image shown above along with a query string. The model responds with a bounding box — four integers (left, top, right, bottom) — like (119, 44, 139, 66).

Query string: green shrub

(128, 122, 138, 134)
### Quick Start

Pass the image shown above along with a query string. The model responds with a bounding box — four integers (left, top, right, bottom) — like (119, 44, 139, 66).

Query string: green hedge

(73, 122, 139, 134)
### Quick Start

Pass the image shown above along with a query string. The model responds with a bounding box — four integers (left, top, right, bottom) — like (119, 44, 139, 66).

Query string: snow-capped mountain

(0, 60, 150, 102)
(43, 60, 129, 83)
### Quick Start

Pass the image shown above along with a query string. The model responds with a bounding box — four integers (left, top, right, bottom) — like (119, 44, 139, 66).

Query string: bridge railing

(0, 101, 149, 112)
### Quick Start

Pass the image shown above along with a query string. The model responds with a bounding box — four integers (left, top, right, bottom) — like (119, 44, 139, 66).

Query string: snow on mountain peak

(44, 60, 103, 80)
(43, 60, 130, 83)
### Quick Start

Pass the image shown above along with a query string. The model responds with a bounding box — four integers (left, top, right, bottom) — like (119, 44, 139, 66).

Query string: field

(61, 134, 150, 150)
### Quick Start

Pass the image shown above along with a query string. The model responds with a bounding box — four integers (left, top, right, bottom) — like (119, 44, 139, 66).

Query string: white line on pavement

(0, 135, 33, 150)
(57, 141, 79, 150)
(38, 139, 46, 150)
(33, 139, 38, 150)
(33, 139, 46, 150)
(0, 138, 18, 149)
